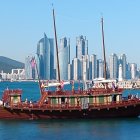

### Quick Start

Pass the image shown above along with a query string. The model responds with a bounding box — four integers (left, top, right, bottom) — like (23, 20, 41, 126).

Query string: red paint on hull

(0, 104, 140, 120)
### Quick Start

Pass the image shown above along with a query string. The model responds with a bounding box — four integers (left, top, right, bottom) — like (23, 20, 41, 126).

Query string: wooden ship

(0, 9, 140, 120)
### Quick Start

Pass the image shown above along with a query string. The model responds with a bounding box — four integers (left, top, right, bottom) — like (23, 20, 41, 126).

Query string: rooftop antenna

(52, 4, 60, 82)
(101, 17, 107, 79)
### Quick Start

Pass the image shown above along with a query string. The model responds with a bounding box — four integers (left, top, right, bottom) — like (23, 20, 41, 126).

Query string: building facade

(37, 33, 54, 80)
(76, 35, 88, 59)
(89, 54, 97, 80)
(59, 37, 70, 80)
(97, 59, 104, 78)
(25, 56, 36, 79)
(119, 54, 127, 79)
(130, 63, 137, 79)
(72, 58, 81, 80)
(109, 53, 118, 79)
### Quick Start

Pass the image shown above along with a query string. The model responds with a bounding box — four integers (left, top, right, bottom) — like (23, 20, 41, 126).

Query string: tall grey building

(25, 56, 36, 80)
(126, 63, 131, 79)
(81, 55, 90, 81)
(59, 37, 70, 80)
(119, 54, 127, 79)
(72, 58, 81, 80)
(89, 54, 97, 80)
(36, 33, 54, 80)
(130, 63, 137, 79)
(97, 59, 104, 78)
(76, 35, 88, 59)
(109, 53, 118, 79)
(68, 63, 72, 80)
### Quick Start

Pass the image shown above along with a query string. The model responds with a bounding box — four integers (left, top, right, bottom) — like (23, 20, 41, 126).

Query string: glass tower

(25, 56, 36, 80)
(37, 33, 54, 80)
(120, 54, 127, 79)
(109, 53, 118, 79)
(59, 37, 70, 80)
(76, 35, 88, 59)
(89, 54, 97, 80)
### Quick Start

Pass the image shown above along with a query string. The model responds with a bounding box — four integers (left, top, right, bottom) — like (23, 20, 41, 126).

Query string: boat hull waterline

(1, 102, 140, 119)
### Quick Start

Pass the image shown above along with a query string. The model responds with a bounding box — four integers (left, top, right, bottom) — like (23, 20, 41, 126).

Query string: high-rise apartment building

(126, 63, 131, 79)
(97, 59, 104, 78)
(118, 64, 123, 81)
(119, 54, 127, 79)
(81, 55, 90, 81)
(36, 33, 54, 80)
(130, 63, 137, 79)
(76, 35, 88, 59)
(72, 58, 81, 80)
(68, 63, 72, 80)
(59, 37, 70, 80)
(89, 54, 97, 80)
(25, 56, 36, 80)
(109, 53, 118, 79)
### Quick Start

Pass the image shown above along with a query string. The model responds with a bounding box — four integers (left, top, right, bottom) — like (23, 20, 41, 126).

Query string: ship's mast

(101, 17, 107, 79)
(52, 8, 60, 82)
(35, 59, 43, 95)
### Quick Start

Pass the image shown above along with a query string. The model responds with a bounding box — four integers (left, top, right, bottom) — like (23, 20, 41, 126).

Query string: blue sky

(0, 0, 140, 67)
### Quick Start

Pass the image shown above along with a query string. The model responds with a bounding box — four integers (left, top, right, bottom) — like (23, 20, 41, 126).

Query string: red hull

(1, 103, 140, 119)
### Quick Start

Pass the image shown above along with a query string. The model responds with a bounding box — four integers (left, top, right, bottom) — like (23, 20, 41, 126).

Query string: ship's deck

(4, 98, 140, 111)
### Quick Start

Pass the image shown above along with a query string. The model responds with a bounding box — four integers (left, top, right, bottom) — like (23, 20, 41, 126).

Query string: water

(0, 81, 140, 140)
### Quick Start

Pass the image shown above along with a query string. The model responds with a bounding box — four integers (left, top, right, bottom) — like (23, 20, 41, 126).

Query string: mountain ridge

(0, 56, 25, 73)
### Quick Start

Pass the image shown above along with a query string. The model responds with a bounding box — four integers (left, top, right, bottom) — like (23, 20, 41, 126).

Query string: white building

(72, 58, 81, 80)
(118, 64, 123, 81)
(130, 63, 137, 79)
(0, 69, 25, 81)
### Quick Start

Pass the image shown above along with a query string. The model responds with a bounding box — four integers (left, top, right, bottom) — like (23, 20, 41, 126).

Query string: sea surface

(0, 81, 140, 140)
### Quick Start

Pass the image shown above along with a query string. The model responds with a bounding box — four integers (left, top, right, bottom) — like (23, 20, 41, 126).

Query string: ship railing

(88, 98, 140, 109)
(47, 90, 91, 96)
(9, 98, 140, 110)
(46, 89, 123, 96)
(39, 103, 81, 110)
(9, 102, 82, 110)
(88, 89, 123, 95)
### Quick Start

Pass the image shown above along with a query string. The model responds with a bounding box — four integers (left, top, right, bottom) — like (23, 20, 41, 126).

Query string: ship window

(61, 97, 65, 103)
(112, 95, 116, 102)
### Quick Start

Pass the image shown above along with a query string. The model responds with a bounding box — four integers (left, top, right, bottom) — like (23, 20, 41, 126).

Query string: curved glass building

(37, 33, 54, 80)
(59, 37, 70, 80)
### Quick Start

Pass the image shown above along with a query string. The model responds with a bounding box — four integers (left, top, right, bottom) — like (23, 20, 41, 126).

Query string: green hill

(0, 56, 25, 73)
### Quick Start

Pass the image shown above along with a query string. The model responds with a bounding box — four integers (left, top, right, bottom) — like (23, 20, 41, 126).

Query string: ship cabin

(2, 89, 22, 107)
(38, 86, 123, 109)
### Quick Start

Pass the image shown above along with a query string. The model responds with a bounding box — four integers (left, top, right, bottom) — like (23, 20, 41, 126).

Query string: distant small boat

(42, 81, 70, 88)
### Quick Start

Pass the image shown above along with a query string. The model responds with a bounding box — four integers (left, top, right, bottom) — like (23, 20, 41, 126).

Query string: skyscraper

(97, 59, 104, 78)
(89, 54, 97, 80)
(59, 37, 70, 80)
(72, 58, 81, 80)
(81, 55, 90, 81)
(119, 54, 127, 79)
(25, 56, 36, 80)
(76, 35, 88, 59)
(118, 64, 123, 81)
(130, 63, 137, 79)
(109, 53, 118, 79)
(68, 63, 72, 80)
(37, 33, 54, 80)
